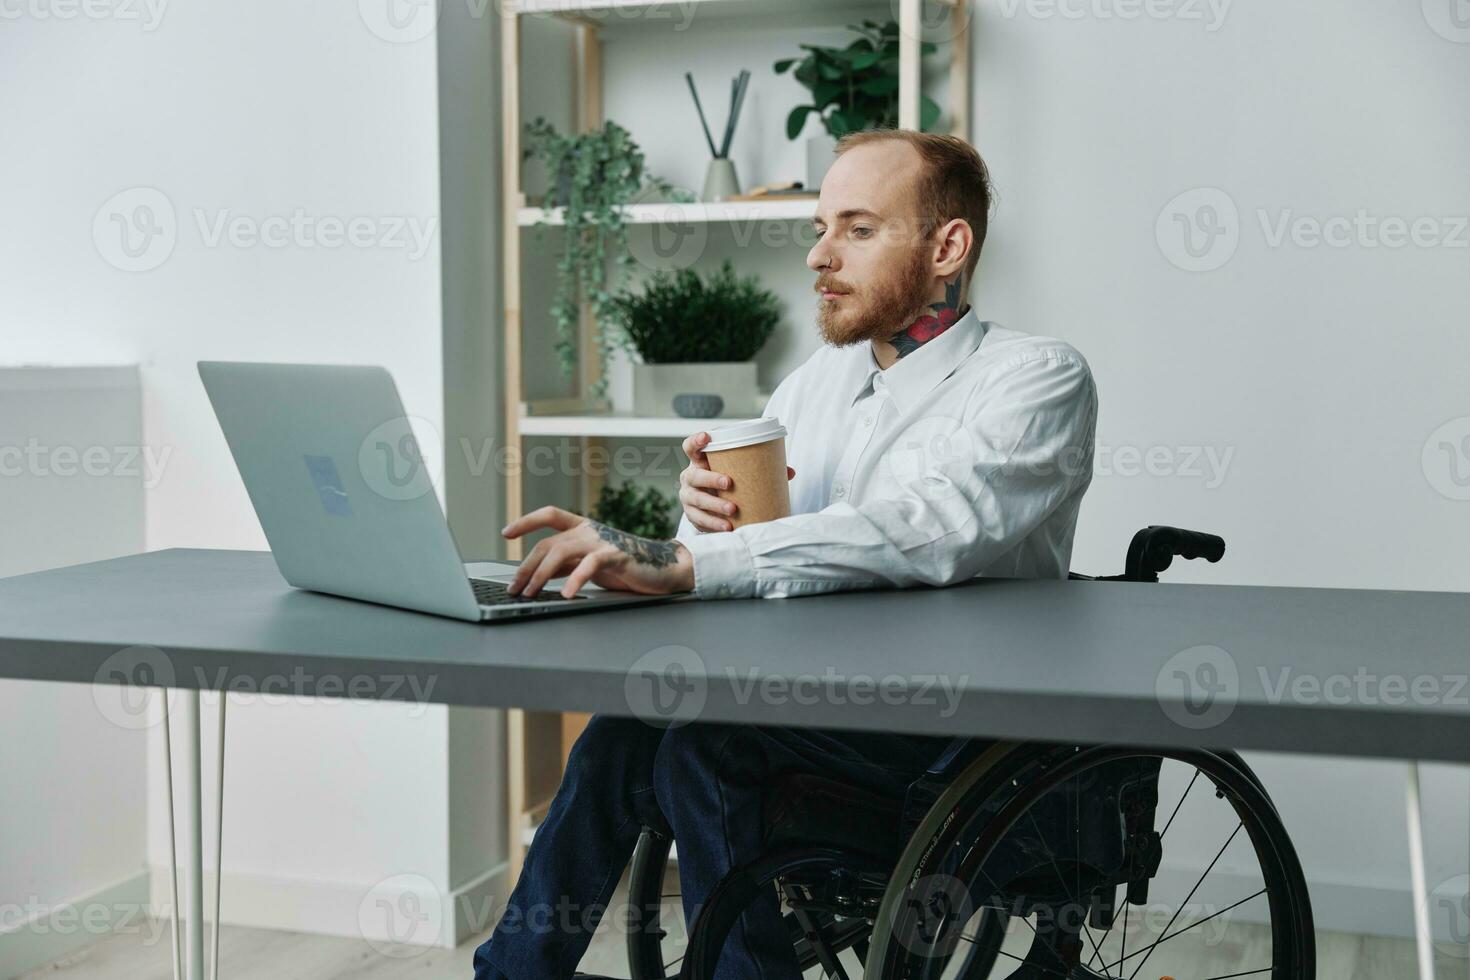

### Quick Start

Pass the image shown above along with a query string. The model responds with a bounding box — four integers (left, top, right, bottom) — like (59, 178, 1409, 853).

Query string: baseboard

(146, 861, 510, 951)
(1147, 864, 1468, 943)
(0, 870, 152, 980)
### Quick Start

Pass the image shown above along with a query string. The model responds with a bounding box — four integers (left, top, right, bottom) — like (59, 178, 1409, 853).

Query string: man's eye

(852, 227, 874, 238)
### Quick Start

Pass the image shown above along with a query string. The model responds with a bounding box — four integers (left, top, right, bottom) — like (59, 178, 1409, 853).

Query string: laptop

(198, 361, 695, 622)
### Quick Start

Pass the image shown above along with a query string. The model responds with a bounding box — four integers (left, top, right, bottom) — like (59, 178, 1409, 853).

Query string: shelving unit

(499, 0, 973, 878)
(519, 409, 770, 438)
(518, 198, 820, 227)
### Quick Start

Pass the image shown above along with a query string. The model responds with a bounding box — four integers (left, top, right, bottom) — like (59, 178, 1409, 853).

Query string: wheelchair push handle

(1125, 525, 1226, 582)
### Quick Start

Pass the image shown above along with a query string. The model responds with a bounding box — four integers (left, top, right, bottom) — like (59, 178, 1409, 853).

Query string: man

(474, 130, 1096, 980)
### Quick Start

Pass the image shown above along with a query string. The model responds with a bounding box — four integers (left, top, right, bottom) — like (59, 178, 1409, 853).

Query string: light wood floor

(19, 877, 1469, 980)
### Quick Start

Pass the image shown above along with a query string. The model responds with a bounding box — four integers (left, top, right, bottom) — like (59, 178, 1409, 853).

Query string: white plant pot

(806, 133, 838, 192)
(632, 362, 759, 418)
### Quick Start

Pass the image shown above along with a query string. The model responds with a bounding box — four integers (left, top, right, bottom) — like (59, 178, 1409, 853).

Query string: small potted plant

(521, 116, 691, 402)
(775, 20, 942, 189)
(591, 481, 679, 539)
(609, 259, 780, 418)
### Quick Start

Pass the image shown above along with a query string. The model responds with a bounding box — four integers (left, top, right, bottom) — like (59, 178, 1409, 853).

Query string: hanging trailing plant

(522, 117, 692, 402)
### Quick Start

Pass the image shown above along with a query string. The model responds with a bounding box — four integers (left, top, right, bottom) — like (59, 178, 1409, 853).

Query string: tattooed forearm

(890, 273, 967, 359)
(589, 520, 679, 568)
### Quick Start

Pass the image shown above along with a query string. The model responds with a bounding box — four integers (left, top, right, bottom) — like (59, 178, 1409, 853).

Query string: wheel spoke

(975, 869, 1073, 975)
(1159, 768, 1201, 842)
(992, 945, 1073, 979)
(1025, 806, 1106, 967)
(1203, 970, 1272, 980)
(1119, 892, 1127, 975)
(1102, 886, 1268, 974)
(1119, 822, 1244, 980)
(1089, 766, 1202, 968)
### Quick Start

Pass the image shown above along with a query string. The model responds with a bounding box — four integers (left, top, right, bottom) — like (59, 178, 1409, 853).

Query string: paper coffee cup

(702, 417, 791, 529)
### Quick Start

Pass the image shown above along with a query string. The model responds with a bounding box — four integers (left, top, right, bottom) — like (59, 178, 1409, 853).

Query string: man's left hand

(501, 506, 695, 599)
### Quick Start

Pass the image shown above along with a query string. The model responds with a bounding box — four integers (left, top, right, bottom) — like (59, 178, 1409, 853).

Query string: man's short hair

(833, 129, 993, 283)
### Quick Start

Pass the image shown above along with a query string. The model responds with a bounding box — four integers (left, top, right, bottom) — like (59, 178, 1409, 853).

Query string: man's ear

(934, 218, 974, 278)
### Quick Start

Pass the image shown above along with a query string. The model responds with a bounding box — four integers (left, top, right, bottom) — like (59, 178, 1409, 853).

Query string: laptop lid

(199, 361, 483, 621)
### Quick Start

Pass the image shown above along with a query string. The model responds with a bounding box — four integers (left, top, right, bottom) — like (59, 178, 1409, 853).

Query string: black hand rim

(869, 744, 1314, 980)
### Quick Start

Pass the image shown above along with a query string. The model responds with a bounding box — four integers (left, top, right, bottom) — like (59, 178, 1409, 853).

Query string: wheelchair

(621, 527, 1316, 979)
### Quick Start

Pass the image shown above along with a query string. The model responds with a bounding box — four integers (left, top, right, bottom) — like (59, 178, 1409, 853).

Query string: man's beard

(815, 245, 933, 348)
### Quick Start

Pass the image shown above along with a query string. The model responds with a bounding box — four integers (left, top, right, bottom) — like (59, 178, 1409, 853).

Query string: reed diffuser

(686, 69, 750, 201)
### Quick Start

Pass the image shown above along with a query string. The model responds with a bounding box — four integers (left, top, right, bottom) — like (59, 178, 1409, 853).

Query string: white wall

(1, 0, 505, 955)
(545, 0, 1470, 939)
(0, 369, 149, 978)
(961, 0, 1470, 937)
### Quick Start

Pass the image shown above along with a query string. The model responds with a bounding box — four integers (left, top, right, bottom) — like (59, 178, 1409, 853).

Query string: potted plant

(774, 20, 941, 189)
(609, 259, 780, 418)
(521, 117, 692, 402)
(591, 481, 679, 539)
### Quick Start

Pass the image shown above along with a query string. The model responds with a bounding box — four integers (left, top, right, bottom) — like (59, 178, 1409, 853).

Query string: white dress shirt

(676, 307, 1098, 599)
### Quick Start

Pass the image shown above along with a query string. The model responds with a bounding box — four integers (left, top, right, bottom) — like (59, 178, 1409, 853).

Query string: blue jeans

(472, 714, 950, 980)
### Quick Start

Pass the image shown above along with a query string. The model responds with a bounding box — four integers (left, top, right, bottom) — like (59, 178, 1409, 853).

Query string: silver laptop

(199, 361, 694, 622)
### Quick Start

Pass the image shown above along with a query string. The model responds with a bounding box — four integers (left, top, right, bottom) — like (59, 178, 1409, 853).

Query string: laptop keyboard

(470, 578, 587, 605)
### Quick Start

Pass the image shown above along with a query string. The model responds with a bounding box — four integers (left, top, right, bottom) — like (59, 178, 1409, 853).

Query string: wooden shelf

(507, 0, 917, 19)
(499, 0, 971, 882)
(519, 410, 762, 438)
(518, 198, 818, 227)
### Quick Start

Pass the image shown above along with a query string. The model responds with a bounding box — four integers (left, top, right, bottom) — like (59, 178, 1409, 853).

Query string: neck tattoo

(890, 274, 966, 359)
(589, 520, 678, 568)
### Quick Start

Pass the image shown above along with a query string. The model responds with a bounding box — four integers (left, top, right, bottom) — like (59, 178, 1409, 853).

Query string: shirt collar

(849, 306, 989, 415)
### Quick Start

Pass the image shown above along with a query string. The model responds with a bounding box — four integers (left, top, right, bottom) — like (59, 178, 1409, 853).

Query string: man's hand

(680, 430, 795, 532)
(502, 506, 695, 599)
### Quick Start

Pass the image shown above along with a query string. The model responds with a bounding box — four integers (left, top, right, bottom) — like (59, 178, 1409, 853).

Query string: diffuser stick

(720, 69, 750, 159)
(685, 72, 719, 159)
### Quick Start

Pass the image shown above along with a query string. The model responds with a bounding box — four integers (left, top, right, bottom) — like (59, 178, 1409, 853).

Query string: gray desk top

(3, 549, 1468, 763)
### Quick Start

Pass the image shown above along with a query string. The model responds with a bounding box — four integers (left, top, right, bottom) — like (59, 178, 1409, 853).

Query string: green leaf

(792, 56, 819, 87)
(920, 95, 941, 131)
(827, 109, 858, 136)
(786, 104, 816, 140)
(812, 80, 846, 107)
(773, 57, 798, 73)
(815, 55, 845, 80)
(858, 74, 899, 95)
(850, 48, 885, 70)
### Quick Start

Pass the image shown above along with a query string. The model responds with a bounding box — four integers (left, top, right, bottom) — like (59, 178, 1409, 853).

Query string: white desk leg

(1407, 762, 1436, 980)
(182, 690, 206, 980)
(212, 694, 226, 980)
(160, 689, 184, 980)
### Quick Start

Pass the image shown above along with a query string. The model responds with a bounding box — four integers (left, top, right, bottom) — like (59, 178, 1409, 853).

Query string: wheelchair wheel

(625, 828, 1005, 979)
(865, 744, 1315, 979)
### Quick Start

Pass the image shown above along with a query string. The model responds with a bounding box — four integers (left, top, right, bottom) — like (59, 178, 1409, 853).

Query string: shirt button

(862, 416, 873, 427)
(835, 485, 846, 497)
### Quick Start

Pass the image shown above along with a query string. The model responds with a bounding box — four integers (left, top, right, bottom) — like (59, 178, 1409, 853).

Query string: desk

(3, 548, 1468, 977)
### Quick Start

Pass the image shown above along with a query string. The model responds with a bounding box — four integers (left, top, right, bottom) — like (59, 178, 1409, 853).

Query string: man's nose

(807, 238, 837, 272)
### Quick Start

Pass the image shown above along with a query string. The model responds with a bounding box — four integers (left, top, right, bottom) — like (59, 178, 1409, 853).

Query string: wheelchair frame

(623, 527, 1317, 980)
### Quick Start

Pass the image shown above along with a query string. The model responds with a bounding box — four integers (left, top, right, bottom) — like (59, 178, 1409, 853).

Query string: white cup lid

(703, 416, 787, 453)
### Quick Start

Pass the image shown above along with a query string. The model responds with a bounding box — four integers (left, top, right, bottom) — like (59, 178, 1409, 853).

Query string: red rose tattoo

(891, 275, 966, 359)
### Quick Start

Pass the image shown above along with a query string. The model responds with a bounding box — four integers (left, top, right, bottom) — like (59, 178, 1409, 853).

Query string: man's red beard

(815, 244, 933, 348)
